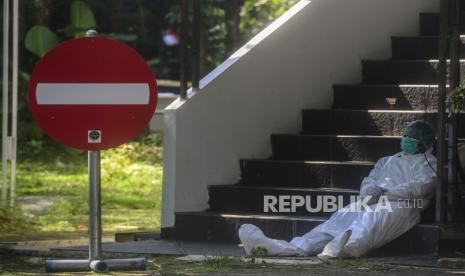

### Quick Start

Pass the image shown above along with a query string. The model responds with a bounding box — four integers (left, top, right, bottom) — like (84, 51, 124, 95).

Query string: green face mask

(400, 136, 418, 155)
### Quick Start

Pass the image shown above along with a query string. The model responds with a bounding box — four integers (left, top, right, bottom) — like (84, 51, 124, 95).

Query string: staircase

(171, 10, 465, 255)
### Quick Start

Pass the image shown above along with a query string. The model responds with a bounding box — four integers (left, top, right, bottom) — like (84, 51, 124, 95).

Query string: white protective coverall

(239, 150, 437, 258)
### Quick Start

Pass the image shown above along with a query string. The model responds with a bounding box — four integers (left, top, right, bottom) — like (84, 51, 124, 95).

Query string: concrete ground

(1, 239, 465, 275)
(16, 196, 62, 215)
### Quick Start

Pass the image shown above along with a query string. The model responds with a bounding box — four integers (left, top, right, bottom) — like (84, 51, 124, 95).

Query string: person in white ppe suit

(239, 120, 437, 258)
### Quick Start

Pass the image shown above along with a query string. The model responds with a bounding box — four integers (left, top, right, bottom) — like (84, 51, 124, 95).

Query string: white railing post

(10, 0, 19, 207)
(2, 0, 9, 204)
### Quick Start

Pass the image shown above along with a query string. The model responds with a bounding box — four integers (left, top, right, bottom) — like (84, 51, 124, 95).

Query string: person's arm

(384, 158, 437, 201)
(359, 157, 389, 197)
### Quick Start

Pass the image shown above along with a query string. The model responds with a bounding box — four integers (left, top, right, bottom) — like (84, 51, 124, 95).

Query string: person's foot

(238, 224, 304, 256)
(317, 229, 352, 259)
(238, 224, 264, 255)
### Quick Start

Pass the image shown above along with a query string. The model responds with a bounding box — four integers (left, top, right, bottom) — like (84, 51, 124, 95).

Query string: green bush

(0, 206, 37, 234)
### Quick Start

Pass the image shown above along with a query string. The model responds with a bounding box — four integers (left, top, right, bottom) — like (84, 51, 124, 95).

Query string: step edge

(270, 134, 465, 142)
(208, 184, 359, 193)
(174, 211, 438, 228)
(391, 35, 465, 39)
(301, 109, 441, 113)
(362, 59, 465, 63)
(333, 84, 442, 88)
(239, 159, 376, 166)
(271, 134, 401, 138)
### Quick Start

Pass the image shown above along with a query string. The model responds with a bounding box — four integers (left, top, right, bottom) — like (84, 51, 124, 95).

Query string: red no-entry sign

(28, 36, 158, 151)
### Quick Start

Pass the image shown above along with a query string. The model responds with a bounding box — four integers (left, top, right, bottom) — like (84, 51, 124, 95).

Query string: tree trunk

(199, 23, 209, 77)
(110, 0, 123, 33)
(224, 0, 243, 58)
(32, 0, 51, 25)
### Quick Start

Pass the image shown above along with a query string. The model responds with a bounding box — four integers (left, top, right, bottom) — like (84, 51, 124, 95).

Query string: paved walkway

(52, 240, 246, 256)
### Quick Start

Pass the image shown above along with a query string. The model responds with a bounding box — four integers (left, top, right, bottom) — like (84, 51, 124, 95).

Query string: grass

(0, 132, 163, 238)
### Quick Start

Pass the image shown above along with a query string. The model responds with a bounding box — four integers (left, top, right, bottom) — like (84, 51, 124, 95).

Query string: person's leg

(289, 230, 334, 256)
(238, 224, 305, 256)
(341, 204, 421, 257)
(287, 203, 362, 256)
(318, 229, 353, 258)
(318, 204, 421, 258)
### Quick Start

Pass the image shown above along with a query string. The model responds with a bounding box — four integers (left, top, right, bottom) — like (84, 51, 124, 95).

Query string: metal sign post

(88, 150, 102, 260)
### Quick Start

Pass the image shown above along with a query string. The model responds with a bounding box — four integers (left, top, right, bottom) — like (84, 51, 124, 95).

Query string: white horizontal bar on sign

(36, 83, 150, 105)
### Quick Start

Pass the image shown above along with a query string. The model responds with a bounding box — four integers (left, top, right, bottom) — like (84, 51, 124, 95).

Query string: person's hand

(364, 186, 385, 205)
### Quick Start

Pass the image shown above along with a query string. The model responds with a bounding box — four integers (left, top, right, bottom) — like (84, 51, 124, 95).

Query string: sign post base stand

(45, 258, 147, 273)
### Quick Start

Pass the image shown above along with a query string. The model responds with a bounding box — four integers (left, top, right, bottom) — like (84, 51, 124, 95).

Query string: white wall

(161, 0, 439, 228)
(149, 93, 177, 132)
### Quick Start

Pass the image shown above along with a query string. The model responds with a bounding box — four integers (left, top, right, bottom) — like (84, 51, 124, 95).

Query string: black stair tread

(333, 84, 441, 87)
(270, 134, 401, 161)
(270, 134, 463, 162)
(270, 133, 465, 141)
(361, 59, 465, 85)
(176, 211, 434, 227)
(332, 84, 439, 100)
(305, 108, 438, 112)
(240, 159, 375, 166)
(420, 12, 465, 36)
(301, 108, 463, 114)
(362, 59, 465, 67)
(392, 35, 465, 38)
(208, 185, 359, 216)
(271, 133, 465, 140)
(239, 159, 374, 189)
(391, 35, 465, 57)
(332, 84, 439, 110)
(272, 133, 401, 138)
(175, 211, 328, 222)
(301, 109, 465, 137)
(332, 84, 440, 90)
(209, 184, 358, 193)
(303, 109, 441, 114)
(364, 59, 465, 62)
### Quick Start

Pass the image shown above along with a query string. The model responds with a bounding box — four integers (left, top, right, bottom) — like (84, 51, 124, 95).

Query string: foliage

(249, 246, 268, 263)
(24, 0, 139, 59)
(205, 257, 236, 270)
(104, 33, 138, 42)
(24, 26, 60, 58)
(448, 81, 465, 116)
(240, 0, 299, 39)
(166, 0, 300, 69)
(25, 1, 94, 58)
(67, 0, 97, 37)
(0, 205, 36, 233)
